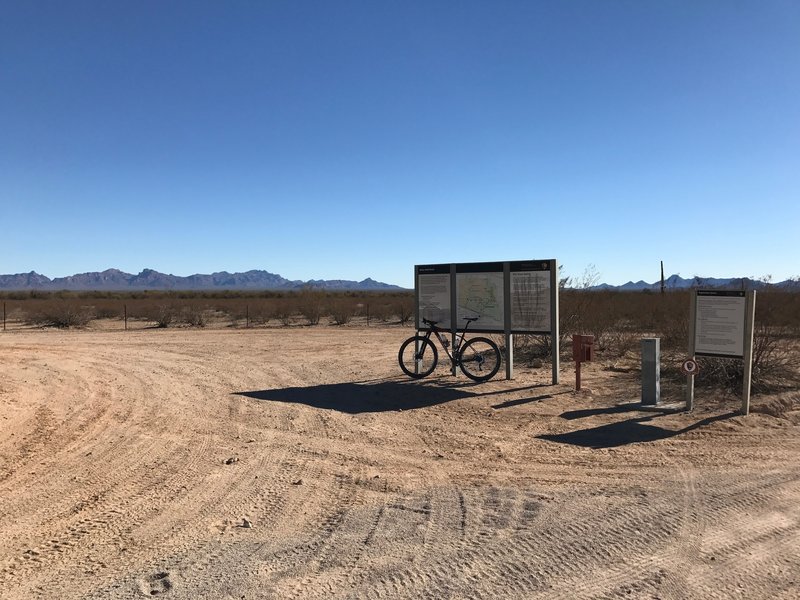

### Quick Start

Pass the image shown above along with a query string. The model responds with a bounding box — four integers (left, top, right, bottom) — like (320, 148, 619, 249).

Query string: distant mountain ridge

(588, 274, 800, 291)
(0, 269, 403, 291)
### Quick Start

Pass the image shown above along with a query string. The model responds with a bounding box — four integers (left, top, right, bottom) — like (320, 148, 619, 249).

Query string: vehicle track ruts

(1, 327, 798, 600)
(0, 342, 220, 597)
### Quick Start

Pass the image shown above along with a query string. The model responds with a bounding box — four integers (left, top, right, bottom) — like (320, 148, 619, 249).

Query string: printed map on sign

(456, 272, 504, 329)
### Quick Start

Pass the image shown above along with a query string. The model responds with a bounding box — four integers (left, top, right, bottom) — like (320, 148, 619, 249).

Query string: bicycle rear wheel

(458, 337, 501, 382)
(398, 336, 438, 379)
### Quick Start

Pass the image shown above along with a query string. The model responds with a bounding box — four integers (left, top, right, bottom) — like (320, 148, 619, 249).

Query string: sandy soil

(1, 324, 798, 599)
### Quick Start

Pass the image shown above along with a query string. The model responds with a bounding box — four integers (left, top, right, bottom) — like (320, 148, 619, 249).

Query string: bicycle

(398, 317, 502, 382)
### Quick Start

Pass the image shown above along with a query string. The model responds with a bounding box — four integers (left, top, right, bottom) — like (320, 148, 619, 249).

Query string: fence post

(3, 301, 5, 331)
(124, 304, 128, 330)
(246, 305, 250, 328)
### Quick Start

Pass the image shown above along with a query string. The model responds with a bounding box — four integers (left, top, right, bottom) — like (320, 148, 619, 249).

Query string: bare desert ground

(1, 324, 798, 599)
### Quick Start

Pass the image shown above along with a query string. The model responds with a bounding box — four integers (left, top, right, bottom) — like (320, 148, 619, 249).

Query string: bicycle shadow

(234, 377, 479, 414)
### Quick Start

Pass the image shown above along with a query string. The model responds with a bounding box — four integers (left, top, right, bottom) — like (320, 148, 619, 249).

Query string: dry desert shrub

(154, 305, 176, 328)
(395, 297, 414, 325)
(298, 290, 325, 326)
(559, 290, 690, 358)
(2, 289, 417, 329)
(366, 301, 393, 323)
(603, 329, 642, 358)
(244, 301, 272, 326)
(224, 303, 249, 327)
(330, 297, 357, 325)
(512, 334, 553, 362)
(125, 303, 177, 328)
(129, 302, 208, 328)
(26, 301, 94, 328)
(264, 300, 286, 325)
(272, 298, 296, 326)
(181, 304, 207, 327)
(93, 306, 120, 319)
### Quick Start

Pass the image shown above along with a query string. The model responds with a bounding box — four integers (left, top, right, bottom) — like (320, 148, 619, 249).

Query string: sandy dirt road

(1, 325, 798, 599)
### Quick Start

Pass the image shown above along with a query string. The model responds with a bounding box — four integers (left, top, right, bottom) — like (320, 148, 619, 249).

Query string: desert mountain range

(0, 269, 402, 291)
(589, 273, 799, 292)
(0, 269, 797, 292)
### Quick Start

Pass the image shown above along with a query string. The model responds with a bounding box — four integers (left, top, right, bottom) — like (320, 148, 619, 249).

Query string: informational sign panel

(414, 260, 556, 334)
(510, 260, 551, 333)
(417, 264, 452, 329)
(456, 262, 505, 330)
(414, 259, 560, 384)
(694, 290, 746, 358)
(687, 289, 756, 415)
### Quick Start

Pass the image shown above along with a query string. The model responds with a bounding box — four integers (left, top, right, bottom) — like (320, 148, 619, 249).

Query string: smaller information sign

(694, 290, 746, 358)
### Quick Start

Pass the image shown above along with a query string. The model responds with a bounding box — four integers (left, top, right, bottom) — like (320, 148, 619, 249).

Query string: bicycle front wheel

(398, 336, 438, 379)
(458, 337, 501, 382)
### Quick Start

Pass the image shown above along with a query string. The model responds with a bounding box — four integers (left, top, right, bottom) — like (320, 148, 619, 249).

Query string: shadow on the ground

(559, 402, 648, 420)
(538, 411, 738, 449)
(234, 377, 481, 414)
(491, 389, 572, 410)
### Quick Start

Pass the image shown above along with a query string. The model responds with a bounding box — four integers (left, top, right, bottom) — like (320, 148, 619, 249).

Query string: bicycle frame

(420, 318, 475, 366)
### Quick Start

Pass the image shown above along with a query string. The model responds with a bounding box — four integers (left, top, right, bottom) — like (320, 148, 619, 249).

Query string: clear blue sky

(2, 1, 798, 288)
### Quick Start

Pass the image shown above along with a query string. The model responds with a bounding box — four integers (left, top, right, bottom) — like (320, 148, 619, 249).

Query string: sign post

(686, 294, 697, 411)
(741, 291, 757, 415)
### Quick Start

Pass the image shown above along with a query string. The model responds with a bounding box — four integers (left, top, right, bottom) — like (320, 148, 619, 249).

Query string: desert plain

(1, 322, 798, 599)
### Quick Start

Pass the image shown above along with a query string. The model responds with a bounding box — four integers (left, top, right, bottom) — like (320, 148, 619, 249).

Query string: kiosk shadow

(559, 402, 646, 420)
(492, 389, 572, 410)
(538, 412, 737, 449)
(234, 380, 477, 414)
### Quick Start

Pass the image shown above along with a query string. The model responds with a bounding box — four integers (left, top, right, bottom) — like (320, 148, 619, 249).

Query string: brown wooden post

(576, 360, 582, 391)
(3, 301, 6, 331)
(124, 304, 128, 330)
(246, 305, 250, 328)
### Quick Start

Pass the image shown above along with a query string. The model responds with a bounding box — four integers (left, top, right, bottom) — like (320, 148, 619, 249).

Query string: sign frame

(686, 289, 756, 415)
(693, 290, 747, 359)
